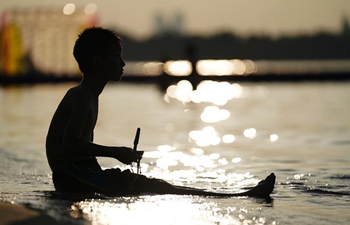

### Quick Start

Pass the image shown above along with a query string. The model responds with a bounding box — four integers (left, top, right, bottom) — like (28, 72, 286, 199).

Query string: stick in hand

(133, 127, 141, 174)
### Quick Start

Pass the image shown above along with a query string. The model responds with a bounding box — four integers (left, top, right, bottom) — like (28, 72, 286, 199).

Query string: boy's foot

(242, 173, 276, 198)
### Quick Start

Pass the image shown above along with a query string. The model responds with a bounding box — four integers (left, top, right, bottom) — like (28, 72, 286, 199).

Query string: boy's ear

(92, 55, 103, 67)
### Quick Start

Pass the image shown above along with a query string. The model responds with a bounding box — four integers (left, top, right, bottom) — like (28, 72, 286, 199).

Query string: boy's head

(73, 27, 124, 80)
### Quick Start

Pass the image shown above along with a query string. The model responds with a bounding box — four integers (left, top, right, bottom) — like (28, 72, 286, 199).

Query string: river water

(0, 81, 349, 225)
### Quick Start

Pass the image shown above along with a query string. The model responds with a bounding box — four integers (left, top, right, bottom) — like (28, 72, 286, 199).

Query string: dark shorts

(52, 158, 146, 196)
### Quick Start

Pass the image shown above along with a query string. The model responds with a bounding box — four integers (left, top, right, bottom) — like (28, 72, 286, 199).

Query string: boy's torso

(46, 85, 98, 172)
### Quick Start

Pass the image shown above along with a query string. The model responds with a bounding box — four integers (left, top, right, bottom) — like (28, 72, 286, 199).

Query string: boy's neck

(80, 76, 107, 96)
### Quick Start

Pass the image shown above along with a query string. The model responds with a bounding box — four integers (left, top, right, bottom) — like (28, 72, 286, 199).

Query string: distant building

(173, 12, 184, 35)
(341, 15, 350, 36)
(0, 5, 98, 76)
(154, 12, 184, 37)
(155, 14, 166, 36)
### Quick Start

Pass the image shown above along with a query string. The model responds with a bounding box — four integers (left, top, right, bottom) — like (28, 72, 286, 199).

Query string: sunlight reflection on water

(165, 80, 244, 105)
(75, 196, 211, 225)
(71, 185, 273, 225)
(0, 82, 349, 225)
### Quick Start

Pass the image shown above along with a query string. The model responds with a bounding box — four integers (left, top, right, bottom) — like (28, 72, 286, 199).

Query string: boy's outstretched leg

(137, 173, 276, 198)
(234, 173, 276, 198)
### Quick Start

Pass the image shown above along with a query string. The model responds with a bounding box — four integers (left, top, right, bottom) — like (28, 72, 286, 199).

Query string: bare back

(46, 85, 98, 172)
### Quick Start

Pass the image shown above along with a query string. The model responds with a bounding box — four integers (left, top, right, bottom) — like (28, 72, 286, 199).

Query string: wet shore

(0, 202, 76, 225)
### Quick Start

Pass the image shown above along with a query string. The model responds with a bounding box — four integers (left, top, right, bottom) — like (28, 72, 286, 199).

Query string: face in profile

(101, 41, 126, 82)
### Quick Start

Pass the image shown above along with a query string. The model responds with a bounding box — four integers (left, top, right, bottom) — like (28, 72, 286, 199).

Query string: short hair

(73, 27, 121, 74)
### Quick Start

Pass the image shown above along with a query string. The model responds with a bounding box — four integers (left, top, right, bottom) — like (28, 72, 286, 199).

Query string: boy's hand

(114, 147, 142, 165)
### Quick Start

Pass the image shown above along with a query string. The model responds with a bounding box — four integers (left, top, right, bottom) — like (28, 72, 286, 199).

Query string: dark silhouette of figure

(46, 27, 275, 197)
(185, 44, 201, 90)
(157, 54, 172, 92)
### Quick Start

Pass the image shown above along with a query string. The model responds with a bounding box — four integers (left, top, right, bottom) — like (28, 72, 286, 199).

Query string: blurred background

(1, 2, 350, 224)
(0, 0, 349, 84)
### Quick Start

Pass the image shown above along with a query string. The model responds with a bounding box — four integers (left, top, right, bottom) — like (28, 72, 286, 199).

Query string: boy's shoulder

(58, 85, 94, 109)
(65, 85, 92, 100)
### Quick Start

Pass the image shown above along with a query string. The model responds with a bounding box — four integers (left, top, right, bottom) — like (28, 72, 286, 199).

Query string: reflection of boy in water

(46, 27, 275, 197)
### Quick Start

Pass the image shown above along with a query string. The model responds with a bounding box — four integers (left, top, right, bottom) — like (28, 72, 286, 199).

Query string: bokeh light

(189, 126, 221, 147)
(196, 59, 255, 76)
(63, 3, 76, 15)
(222, 134, 235, 143)
(142, 62, 163, 75)
(84, 3, 97, 14)
(270, 134, 279, 142)
(166, 80, 243, 105)
(200, 106, 230, 123)
(166, 80, 193, 102)
(164, 60, 192, 76)
(243, 128, 257, 139)
(231, 157, 242, 163)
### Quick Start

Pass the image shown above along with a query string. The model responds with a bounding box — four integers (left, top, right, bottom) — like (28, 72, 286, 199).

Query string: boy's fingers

(136, 151, 144, 156)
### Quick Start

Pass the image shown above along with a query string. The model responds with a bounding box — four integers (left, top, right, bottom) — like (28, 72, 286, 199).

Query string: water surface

(0, 81, 349, 225)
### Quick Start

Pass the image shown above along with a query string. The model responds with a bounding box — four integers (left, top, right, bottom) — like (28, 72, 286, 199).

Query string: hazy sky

(0, 0, 349, 39)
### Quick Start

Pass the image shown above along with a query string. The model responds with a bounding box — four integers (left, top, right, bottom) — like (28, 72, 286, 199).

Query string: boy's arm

(62, 90, 140, 165)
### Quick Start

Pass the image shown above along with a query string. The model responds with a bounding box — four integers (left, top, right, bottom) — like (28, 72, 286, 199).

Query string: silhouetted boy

(46, 27, 275, 197)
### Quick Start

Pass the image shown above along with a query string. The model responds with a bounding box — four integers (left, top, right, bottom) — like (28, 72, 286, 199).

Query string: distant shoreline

(0, 72, 349, 86)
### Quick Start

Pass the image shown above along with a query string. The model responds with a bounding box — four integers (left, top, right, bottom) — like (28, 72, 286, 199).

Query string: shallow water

(0, 81, 349, 225)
